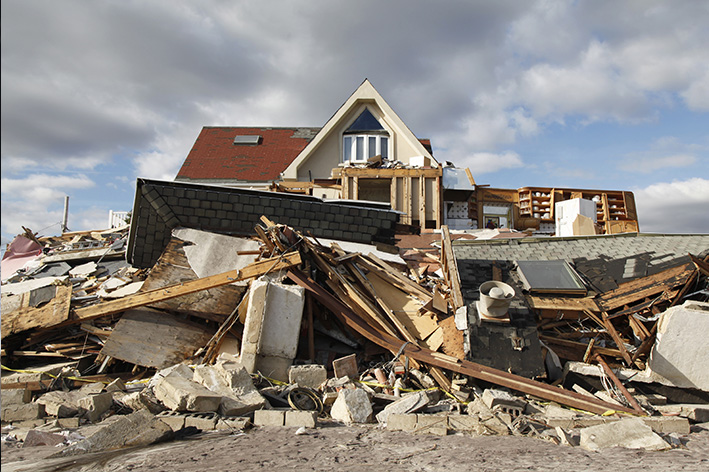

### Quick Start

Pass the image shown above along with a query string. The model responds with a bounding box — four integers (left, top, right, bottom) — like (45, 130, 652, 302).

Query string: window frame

(342, 134, 389, 163)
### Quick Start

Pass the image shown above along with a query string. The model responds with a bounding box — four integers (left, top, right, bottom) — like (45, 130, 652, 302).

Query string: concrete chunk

(376, 390, 431, 425)
(153, 375, 222, 412)
(331, 389, 373, 425)
(23, 429, 66, 447)
(2, 388, 32, 406)
(78, 392, 114, 423)
(253, 409, 285, 426)
(414, 414, 448, 435)
(1, 402, 45, 422)
(195, 362, 267, 415)
(288, 364, 327, 389)
(387, 413, 417, 432)
(53, 409, 173, 457)
(285, 410, 317, 428)
(580, 417, 670, 452)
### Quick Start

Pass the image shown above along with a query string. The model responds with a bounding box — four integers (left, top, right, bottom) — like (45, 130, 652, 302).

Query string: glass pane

(368, 136, 377, 157)
(516, 260, 587, 294)
(355, 136, 364, 161)
(380, 137, 388, 159)
(343, 136, 352, 162)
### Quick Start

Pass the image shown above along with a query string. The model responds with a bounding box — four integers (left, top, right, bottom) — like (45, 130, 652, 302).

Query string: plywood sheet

(365, 270, 438, 340)
(100, 307, 213, 369)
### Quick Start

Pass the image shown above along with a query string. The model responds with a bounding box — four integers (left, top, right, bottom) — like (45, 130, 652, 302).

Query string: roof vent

(233, 135, 261, 145)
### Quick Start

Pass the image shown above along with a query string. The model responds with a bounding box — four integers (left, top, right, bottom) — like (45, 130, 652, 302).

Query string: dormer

(281, 79, 437, 181)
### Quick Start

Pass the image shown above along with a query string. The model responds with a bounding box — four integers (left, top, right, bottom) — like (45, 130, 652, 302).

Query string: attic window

(343, 108, 389, 163)
(515, 260, 587, 295)
(233, 135, 261, 145)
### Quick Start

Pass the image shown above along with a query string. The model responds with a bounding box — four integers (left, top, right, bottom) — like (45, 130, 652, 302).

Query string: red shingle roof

(176, 127, 319, 183)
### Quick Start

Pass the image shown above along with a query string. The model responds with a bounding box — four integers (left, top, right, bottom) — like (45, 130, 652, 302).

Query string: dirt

(3, 420, 709, 472)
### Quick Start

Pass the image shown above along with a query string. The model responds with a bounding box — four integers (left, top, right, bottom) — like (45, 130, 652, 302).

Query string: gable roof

(176, 127, 319, 183)
(281, 79, 437, 180)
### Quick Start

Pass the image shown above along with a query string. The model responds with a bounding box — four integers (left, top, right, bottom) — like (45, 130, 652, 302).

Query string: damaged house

(2, 79, 708, 456)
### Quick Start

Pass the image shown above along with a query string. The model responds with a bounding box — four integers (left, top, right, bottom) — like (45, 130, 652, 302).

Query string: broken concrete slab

(153, 375, 222, 412)
(192, 364, 265, 416)
(648, 300, 709, 391)
(579, 417, 670, 452)
(2, 387, 32, 406)
(655, 404, 709, 423)
(376, 390, 431, 425)
(52, 409, 173, 457)
(330, 389, 373, 425)
(1, 402, 45, 423)
(23, 429, 66, 447)
(414, 414, 448, 435)
(240, 279, 305, 382)
(482, 389, 526, 417)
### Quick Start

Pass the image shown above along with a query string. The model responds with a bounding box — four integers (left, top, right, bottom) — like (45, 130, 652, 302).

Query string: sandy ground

(3, 420, 709, 472)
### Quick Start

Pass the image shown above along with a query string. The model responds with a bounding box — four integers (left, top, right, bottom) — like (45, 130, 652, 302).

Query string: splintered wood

(533, 254, 707, 370)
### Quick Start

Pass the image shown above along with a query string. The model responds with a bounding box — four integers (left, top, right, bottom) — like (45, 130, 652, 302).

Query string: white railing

(108, 210, 130, 229)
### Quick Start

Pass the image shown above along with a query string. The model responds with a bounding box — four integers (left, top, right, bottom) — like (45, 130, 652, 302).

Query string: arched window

(342, 108, 389, 163)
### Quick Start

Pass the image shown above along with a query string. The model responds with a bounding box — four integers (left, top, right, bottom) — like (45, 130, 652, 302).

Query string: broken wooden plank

(527, 295, 601, 313)
(595, 354, 645, 415)
(1, 284, 73, 339)
(70, 251, 302, 324)
(596, 261, 696, 312)
(601, 314, 635, 367)
(288, 269, 635, 416)
(440, 225, 464, 311)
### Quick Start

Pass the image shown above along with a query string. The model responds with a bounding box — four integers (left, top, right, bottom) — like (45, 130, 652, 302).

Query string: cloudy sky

(2, 1, 708, 248)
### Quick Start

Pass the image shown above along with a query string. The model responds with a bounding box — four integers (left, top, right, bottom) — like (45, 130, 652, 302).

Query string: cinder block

(185, 412, 218, 430)
(288, 365, 327, 389)
(156, 411, 186, 431)
(415, 414, 448, 435)
(386, 413, 417, 432)
(216, 416, 251, 431)
(253, 409, 285, 426)
(285, 410, 317, 428)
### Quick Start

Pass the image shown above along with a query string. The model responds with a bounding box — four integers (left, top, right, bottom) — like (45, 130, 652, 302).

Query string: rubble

(2, 213, 708, 459)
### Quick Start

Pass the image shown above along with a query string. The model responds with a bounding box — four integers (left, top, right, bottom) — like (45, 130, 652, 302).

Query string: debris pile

(2, 217, 708, 456)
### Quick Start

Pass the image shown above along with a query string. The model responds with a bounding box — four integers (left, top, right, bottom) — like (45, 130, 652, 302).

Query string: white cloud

(458, 151, 524, 175)
(619, 154, 696, 173)
(633, 178, 709, 233)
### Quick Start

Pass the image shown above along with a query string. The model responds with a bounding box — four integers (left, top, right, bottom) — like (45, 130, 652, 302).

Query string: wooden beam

(440, 226, 464, 311)
(595, 354, 646, 415)
(288, 269, 635, 416)
(419, 176, 426, 229)
(69, 252, 302, 325)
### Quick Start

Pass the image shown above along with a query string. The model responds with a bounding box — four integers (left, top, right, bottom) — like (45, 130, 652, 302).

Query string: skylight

(516, 260, 587, 295)
(233, 135, 261, 145)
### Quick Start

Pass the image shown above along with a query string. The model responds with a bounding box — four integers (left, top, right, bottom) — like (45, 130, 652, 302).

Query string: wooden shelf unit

(516, 187, 639, 234)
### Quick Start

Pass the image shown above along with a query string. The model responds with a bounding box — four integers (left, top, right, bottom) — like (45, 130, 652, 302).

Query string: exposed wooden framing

(364, 253, 432, 303)
(288, 269, 634, 416)
(404, 177, 412, 224)
(334, 168, 442, 178)
(419, 176, 426, 227)
(434, 175, 441, 228)
(352, 176, 359, 200)
(68, 252, 302, 325)
(390, 176, 398, 213)
(539, 335, 625, 359)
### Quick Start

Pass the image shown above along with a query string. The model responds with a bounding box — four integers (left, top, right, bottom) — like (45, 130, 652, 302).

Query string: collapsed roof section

(126, 178, 400, 268)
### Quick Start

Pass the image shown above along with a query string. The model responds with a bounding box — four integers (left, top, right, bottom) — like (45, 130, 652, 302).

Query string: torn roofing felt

(126, 178, 400, 268)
